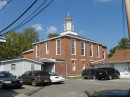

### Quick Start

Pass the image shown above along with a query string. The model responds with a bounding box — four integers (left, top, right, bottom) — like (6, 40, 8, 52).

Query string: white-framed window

(82, 64, 85, 70)
(89, 43, 93, 57)
(46, 42, 49, 54)
(96, 45, 100, 58)
(31, 64, 35, 70)
(71, 39, 76, 55)
(103, 50, 105, 59)
(36, 44, 40, 58)
(11, 64, 16, 70)
(81, 41, 85, 56)
(72, 61, 76, 71)
(56, 39, 61, 55)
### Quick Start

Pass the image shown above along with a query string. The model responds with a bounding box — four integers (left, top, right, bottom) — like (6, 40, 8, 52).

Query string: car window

(23, 71, 29, 76)
(0, 72, 14, 78)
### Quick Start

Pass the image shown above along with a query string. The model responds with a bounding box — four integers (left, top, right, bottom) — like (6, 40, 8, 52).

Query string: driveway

(1, 78, 130, 97)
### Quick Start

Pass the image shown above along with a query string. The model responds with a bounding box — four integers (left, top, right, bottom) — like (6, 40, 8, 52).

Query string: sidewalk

(15, 94, 29, 97)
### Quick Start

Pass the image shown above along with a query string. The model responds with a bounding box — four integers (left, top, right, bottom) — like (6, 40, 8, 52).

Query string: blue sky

(0, 0, 128, 52)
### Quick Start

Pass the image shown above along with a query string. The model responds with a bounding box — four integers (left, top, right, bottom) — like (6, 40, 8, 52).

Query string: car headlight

(4, 81, 11, 83)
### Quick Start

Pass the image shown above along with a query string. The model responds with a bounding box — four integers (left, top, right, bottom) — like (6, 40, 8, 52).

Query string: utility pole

(125, 0, 130, 42)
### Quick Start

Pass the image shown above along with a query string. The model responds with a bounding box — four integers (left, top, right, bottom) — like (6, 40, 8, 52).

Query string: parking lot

(0, 78, 130, 97)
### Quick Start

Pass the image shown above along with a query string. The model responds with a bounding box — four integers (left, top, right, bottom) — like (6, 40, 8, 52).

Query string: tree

(0, 28, 39, 61)
(108, 38, 130, 58)
(48, 33, 59, 38)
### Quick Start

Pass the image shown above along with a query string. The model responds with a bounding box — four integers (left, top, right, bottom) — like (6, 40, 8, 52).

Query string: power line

(122, 0, 126, 38)
(0, 0, 38, 33)
(2, 0, 55, 35)
(5, 0, 48, 33)
(0, 0, 13, 13)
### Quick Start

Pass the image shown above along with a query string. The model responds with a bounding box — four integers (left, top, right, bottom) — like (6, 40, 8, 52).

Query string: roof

(92, 49, 130, 64)
(0, 58, 41, 64)
(22, 49, 34, 54)
(32, 33, 107, 47)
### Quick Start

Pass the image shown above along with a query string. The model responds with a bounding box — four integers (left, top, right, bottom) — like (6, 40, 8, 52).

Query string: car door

(22, 71, 30, 83)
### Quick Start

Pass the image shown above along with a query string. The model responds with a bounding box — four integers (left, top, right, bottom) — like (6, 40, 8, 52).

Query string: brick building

(23, 14, 107, 76)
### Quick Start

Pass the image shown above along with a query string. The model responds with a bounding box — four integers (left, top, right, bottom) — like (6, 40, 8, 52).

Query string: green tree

(0, 28, 39, 61)
(108, 38, 130, 58)
(48, 33, 59, 38)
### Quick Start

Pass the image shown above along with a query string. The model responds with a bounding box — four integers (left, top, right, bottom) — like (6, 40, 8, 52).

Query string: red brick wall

(23, 36, 107, 75)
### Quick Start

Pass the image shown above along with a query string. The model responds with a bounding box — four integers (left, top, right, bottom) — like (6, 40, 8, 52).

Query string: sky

(0, 0, 128, 52)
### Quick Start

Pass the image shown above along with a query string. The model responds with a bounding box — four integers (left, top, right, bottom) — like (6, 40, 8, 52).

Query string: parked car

(19, 70, 51, 86)
(0, 71, 23, 89)
(96, 67, 120, 80)
(49, 72, 65, 83)
(82, 69, 98, 79)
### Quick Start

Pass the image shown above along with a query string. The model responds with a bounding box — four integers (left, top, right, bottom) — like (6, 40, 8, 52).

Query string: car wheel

(108, 75, 112, 80)
(32, 80, 37, 87)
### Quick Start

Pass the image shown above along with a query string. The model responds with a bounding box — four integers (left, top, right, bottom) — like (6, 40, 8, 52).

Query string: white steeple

(60, 14, 78, 36)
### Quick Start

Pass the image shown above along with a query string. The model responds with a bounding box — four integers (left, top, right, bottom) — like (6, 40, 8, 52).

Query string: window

(36, 44, 40, 58)
(72, 62, 76, 71)
(56, 39, 61, 55)
(71, 39, 76, 55)
(82, 64, 85, 70)
(81, 41, 85, 56)
(31, 64, 35, 70)
(11, 64, 16, 70)
(96, 45, 100, 58)
(89, 43, 93, 57)
(103, 50, 105, 59)
(46, 42, 49, 54)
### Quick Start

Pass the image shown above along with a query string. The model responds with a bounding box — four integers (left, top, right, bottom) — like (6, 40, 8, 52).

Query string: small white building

(0, 37, 6, 43)
(91, 49, 130, 78)
(0, 58, 41, 77)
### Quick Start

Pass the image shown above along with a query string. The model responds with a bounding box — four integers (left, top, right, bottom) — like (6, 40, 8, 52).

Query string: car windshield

(0, 72, 14, 78)
(49, 72, 57, 76)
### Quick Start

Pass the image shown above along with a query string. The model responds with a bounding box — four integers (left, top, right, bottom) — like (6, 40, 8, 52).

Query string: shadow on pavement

(0, 87, 25, 97)
(84, 89, 129, 97)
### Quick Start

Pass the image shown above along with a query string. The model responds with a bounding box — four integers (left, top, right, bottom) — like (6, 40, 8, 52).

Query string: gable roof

(92, 49, 130, 64)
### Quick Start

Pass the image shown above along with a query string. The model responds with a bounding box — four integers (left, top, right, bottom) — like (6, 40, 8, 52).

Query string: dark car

(19, 70, 51, 86)
(0, 71, 23, 89)
(96, 67, 120, 80)
(82, 69, 98, 79)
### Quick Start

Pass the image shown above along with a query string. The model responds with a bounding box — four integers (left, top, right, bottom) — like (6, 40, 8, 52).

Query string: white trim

(103, 50, 105, 59)
(81, 41, 85, 56)
(32, 34, 107, 48)
(0, 37, 6, 42)
(22, 49, 34, 54)
(0, 58, 41, 64)
(56, 39, 61, 55)
(96, 45, 100, 58)
(36, 44, 40, 58)
(71, 38, 76, 55)
(89, 43, 93, 57)
(71, 58, 77, 60)
(80, 59, 86, 61)
(46, 42, 49, 54)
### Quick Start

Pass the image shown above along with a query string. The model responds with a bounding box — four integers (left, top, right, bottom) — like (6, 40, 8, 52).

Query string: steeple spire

(64, 13, 74, 31)
(60, 14, 78, 36)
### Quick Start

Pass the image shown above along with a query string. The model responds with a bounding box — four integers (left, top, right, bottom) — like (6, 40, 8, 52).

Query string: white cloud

(0, 0, 8, 10)
(95, 0, 112, 3)
(32, 23, 43, 31)
(47, 26, 57, 34)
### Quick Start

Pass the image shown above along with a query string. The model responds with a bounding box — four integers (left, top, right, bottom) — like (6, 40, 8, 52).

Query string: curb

(15, 94, 29, 97)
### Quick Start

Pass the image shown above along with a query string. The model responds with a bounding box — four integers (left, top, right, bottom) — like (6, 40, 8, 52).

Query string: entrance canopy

(39, 58, 66, 63)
